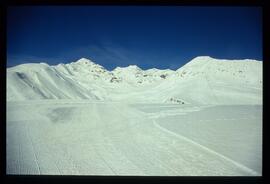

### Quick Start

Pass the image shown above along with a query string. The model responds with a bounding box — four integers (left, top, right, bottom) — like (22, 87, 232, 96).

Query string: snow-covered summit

(8, 62, 50, 72)
(193, 56, 260, 64)
(113, 65, 142, 72)
(7, 56, 262, 104)
(74, 57, 94, 64)
(190, 55, 214, 61)
(70, 58, 105, 70)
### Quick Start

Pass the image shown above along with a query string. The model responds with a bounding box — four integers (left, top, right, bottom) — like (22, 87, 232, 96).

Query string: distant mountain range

(7, 56, 262, 105)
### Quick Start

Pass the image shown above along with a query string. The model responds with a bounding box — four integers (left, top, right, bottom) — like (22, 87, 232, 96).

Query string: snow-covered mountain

(7, 56, 262, 105)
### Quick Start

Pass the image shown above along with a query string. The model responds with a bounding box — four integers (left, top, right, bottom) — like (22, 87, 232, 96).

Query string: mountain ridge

(7, 56, 262, 104)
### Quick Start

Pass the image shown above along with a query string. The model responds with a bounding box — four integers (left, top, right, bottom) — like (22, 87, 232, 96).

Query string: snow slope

(6, 56, 262, 176)
(151, 56, 262, 105)
(6, 56, 262, 105)
(7, 62, 100, 100)
(7, 101, 262, 175)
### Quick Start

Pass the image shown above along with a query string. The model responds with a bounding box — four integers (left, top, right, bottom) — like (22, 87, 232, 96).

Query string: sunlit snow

(6, 56, 262, 175)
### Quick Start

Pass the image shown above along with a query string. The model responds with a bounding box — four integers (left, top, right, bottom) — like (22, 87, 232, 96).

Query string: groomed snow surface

(6, 56, 262, 176)
(7, 101, 262, 176)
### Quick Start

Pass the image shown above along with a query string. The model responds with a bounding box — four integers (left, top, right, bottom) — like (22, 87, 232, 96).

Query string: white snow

(7, 56, 262, 104)
(6, 56, 262, 175)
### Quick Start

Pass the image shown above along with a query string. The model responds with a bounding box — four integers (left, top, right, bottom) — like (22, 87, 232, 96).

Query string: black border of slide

(0, 0, 268, 184)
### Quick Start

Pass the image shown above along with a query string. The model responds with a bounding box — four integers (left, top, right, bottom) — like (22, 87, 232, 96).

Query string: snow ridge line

(152, 119, 260, 176)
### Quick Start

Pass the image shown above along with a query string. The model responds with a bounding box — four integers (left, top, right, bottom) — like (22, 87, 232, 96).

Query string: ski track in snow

(152, 119, 259, 176)
(6, 101, 262, 176)
(26, 126, 41, 175)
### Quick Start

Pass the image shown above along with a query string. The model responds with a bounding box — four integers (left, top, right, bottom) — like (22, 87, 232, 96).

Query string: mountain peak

(191, 56, 215, 61)
(126, 65, 141, 70)
(7, 56, 262, 103)
(113, 65, 141, 71)
(75, 58, 94, 65)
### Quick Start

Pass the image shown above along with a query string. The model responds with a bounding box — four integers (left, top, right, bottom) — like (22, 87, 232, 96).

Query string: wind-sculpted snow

(7, 56, 262, 105)
(7, 101, 262, 175)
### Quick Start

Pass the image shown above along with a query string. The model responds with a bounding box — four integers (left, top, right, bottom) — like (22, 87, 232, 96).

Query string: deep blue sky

(7, 6, 262, 70)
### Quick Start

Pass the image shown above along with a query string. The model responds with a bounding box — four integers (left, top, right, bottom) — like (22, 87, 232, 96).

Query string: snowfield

(6, 56, 262, 175)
